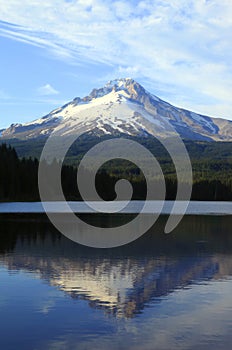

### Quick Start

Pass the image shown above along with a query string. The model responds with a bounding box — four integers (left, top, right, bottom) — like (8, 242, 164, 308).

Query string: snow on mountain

(1, 78, 232, 141)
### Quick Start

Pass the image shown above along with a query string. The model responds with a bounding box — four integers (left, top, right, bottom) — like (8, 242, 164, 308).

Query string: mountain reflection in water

(1, 214, 232, 319)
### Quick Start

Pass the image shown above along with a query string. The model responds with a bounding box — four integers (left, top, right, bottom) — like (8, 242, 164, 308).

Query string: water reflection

(1, 214, 232, 319)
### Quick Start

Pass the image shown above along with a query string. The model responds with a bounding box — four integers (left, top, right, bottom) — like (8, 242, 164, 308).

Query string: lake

(1, 212, 232, 349)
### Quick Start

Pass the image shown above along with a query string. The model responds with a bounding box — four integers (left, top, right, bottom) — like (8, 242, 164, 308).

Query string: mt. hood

(2, 78, 232, 142)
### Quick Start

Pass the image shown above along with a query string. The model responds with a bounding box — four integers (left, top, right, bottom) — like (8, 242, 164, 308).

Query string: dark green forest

(1, 139, 232, 201)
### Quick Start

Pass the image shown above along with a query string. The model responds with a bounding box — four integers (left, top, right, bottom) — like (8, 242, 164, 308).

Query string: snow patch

(190, 112, 217, 134)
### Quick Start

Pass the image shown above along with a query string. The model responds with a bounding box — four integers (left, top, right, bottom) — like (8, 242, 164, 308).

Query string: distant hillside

(1, 143, 232, 201)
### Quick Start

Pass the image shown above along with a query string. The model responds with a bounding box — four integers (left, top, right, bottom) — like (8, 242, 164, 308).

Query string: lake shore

(1, 200, 232, 215)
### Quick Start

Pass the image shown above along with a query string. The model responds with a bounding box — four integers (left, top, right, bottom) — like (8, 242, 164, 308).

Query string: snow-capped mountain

(1, 78, 232, 141)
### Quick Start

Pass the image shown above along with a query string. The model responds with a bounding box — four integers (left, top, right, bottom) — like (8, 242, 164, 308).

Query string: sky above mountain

(0, 0, 232, 129)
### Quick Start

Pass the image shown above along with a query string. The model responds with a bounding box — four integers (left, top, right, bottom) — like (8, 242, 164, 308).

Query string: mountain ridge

(1, 78, 232, 142)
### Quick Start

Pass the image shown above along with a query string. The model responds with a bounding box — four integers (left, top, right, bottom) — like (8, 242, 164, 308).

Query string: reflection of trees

(1, 215, 232, 318)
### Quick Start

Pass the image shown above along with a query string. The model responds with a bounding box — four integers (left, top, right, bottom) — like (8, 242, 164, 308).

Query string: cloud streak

(0, 0, 232, 118)
(37, 84, 59, 96)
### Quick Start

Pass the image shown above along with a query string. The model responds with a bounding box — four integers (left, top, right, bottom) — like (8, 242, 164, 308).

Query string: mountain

(1, 78, 232, 142)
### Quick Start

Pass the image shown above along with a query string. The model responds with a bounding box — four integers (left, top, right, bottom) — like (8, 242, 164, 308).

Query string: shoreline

(0, 200, 232, 215)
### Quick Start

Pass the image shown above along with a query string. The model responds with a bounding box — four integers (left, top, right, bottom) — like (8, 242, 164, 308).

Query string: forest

(1, 141, 232, 201)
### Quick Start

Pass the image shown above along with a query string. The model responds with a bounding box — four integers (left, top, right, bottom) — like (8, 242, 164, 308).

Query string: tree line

(1, 143, 232, 201)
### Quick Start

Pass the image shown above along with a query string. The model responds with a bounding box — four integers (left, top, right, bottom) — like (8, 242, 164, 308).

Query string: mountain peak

(104, 77, 135, 88)
(104, 77, 144, 95)
(86, 77, 149, 102)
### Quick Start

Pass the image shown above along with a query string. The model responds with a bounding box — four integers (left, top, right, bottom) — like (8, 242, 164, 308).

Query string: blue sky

(0, 0, 232, 129)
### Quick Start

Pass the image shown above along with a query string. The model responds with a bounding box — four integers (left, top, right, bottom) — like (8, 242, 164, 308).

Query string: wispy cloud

(0, 89, 10, 100)
(37, 84, 59, 96)
(0, 1, 232, 117)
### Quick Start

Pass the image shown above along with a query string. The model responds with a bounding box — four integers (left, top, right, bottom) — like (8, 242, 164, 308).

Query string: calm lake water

(1, 213, 232, 350)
